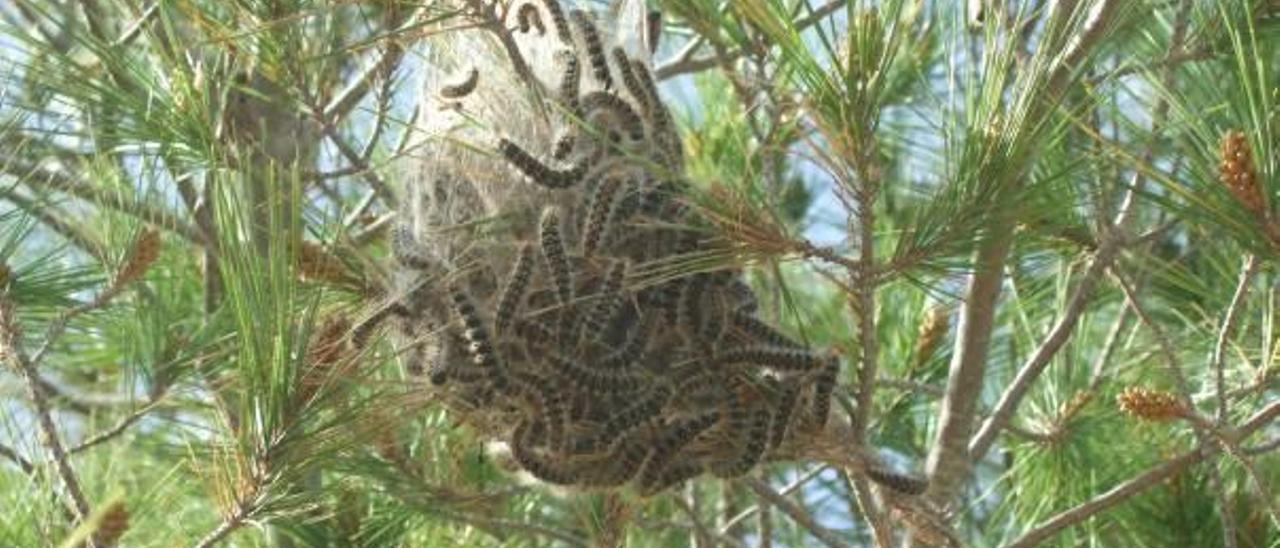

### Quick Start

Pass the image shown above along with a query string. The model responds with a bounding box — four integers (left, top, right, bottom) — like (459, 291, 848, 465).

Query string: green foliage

(2, 0, 1280, 546)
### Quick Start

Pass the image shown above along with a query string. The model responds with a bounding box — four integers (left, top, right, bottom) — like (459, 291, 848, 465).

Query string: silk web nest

(364, 0, 869, 497)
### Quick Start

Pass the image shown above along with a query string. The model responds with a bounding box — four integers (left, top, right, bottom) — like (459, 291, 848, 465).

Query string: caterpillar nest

(371, 1, 851, 497)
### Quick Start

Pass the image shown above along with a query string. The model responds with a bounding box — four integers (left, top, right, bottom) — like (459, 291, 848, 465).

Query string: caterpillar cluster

(366, 1, 845, 497)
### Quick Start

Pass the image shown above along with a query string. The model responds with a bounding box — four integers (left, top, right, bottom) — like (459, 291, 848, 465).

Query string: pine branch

(0, 297, 92, 522)
(925, 0, 1127, 503)
(0, 153, 200, 244)
(1009, 401, 1280, 547)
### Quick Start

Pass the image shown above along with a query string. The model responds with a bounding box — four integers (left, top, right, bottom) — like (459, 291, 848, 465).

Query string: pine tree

(1, 1, 1278, 546)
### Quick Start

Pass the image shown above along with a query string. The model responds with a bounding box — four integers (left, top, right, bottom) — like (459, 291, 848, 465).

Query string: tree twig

(69, 399, 161, 454)
(744, 478, 849, 548)
(0, 297, 92, 522)
(655, 0, 846, 79)
(718, 465, 827, 534)
(0, 441, 34, 475)
(1213, 255, 1259, 422)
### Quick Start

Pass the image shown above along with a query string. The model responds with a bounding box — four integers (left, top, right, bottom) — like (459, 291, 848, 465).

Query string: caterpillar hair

(552, 133, 576, 160)
(573, 384, 669, 454)
(550, 353, 644, 393)
(351, 300, 411, 349)
(511, 420, 578, 485)
(597, 319, 648, 369)
(711, 384, 768, 478)
(449, 287, 508, 391)
(731, 309, 805, 349)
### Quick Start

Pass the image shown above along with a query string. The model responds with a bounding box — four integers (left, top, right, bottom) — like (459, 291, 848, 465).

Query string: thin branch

(1008, 401, 1280, 547)
(670, 494, 720, 548)
(323, 7, 416, 122)
(655, 0, 846, 79)
(848, 474, 893, 547)
(718, 465, 827, 535)
(1213, 255, 1259, 422)
(112, 1, 160, 48)
(193, 499, 256, 548)
(1245, 436, 1280, 456)
(442, 511, 589, 547)
(1008, 447, 1204, 548)
(301, 91, 398, 208)
(744, 478, 849, 548)
(0, 441, 34, 475)
(461, 0, 539, 91)
(967, 208, 1128, 459)
(0, 297, 91, 521)
(69, 399, 161, 454)
(0, 188, 107, 261)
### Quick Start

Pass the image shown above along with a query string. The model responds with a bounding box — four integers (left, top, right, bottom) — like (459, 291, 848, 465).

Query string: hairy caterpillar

(511, 419, 578, 485)
(732, 309, 805, 349)
(866, 466, 929, 496)
(539, 208, 574, 306)
(549, 353, 643, 393)
(542, 0, 571, 42)
(810, 355, 840, 428)
(515, 3, 545, 35)
(494, 244, 535, 336)
(439, 67, 479, 99)
(580, 92, 645, 144)
(580, 174, 628, 256)
(716, 345, 826, 371)
(572, 385, 669, 454)
(449, 287, 508, 391)
(637, 411, 720, 487)
(769, 380, 801, 449)
(570, 10, 612, 90)
(499, 138, 587, 189)
(391, 225, 433, 271)
(580, 260, 627, 337)
(557, 52, 580, 111)
(612, 48, 650, 114)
